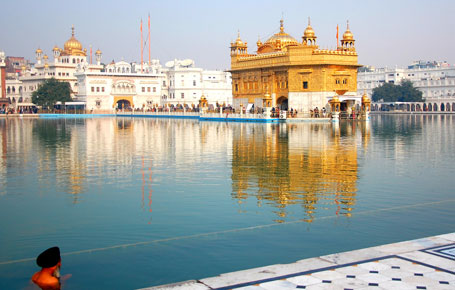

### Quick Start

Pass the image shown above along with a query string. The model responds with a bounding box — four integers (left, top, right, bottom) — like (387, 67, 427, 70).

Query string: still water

(0, 115, 454, 289)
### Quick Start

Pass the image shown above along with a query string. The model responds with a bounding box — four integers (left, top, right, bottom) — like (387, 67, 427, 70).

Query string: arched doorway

(276, 96, 288, 110)
(428, 103, 432, 111)
(441, 103, 445, 111)
(116, 99, 131, 110)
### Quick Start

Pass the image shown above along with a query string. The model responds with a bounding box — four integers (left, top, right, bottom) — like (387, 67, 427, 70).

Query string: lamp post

(330, 95, 341, 122)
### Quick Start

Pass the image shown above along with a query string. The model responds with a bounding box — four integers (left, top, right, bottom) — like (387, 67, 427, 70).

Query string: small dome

(52, 45, 60, 51)
(303, 18, 316, 38)
(264, 19, 299, 49)
(36, 48, 42, 54)
(342, 21, 354, 41)
(95, 49, 102, 55)
(256, 37, 263, 47)
(234, 31, 244, 46)
(43, 54, 48, 60)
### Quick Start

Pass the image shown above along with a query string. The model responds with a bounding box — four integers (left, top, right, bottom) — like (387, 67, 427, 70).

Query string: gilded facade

(230, 19, 361, 113)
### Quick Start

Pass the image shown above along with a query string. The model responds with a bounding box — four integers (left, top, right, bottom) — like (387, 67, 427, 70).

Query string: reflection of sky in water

(0, 115, 454, 289)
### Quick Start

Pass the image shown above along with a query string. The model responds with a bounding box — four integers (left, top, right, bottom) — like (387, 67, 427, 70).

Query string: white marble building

(6, 26, 103, 106)
(162, 59, 232, 108)
(76, 60, 165, 111)
(358, 61, 455, 101)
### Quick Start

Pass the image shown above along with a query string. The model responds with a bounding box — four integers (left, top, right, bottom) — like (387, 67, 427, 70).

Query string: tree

(372, 80, 423, 102)
(32, 78, 72, 109)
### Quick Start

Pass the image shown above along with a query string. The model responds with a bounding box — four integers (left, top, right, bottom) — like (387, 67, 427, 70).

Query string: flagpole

(141, 18, 143, 73)
(148, 14, 151, 65)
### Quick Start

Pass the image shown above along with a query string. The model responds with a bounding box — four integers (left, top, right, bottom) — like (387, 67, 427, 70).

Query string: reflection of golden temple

(231, 122, 363, 222)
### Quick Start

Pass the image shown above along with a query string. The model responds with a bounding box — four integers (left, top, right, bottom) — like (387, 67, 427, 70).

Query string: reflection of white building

(358, 61, 455, 102)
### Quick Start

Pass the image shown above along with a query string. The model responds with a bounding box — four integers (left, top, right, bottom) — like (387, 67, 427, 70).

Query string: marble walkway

(140, 233, 455, 290)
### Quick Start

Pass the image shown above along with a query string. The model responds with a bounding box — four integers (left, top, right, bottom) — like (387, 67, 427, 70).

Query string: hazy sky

(1, 0, 454, 70)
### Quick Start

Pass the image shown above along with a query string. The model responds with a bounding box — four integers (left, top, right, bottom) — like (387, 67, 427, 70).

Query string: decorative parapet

(313, 49, 357, 56)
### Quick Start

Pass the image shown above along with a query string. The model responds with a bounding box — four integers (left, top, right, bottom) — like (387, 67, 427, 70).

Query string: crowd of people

(0, 107, 38, 114)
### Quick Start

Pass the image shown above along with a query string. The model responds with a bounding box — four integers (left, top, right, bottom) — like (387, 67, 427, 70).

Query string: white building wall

(358, 63, 455, 102)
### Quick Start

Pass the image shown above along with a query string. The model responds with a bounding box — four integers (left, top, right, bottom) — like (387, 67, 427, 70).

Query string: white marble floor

(140, 233, 455, 290)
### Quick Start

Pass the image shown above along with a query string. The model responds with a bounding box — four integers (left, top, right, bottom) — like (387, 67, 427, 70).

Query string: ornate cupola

(302, 17, 317, 46)
(341, 20, 355, 51)
(52, 45, 61, 63)
(95, 49, 102, 65)
(230, 31, 248, 57)
(35, 48, 43, 64)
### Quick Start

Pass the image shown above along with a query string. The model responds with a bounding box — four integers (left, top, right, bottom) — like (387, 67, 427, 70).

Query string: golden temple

(230, 19, 361, 114)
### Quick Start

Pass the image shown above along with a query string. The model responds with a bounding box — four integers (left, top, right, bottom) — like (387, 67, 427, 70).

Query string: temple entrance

(277, 96, 288, 110)
(116, 99, 131, 110)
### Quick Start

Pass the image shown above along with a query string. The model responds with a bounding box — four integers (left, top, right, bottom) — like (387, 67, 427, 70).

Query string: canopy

(16, 103, 37, 107)
(64, 102, 86, 106)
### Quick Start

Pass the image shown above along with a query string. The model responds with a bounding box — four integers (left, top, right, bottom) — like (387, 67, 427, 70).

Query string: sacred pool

(0, 115, 454, 289)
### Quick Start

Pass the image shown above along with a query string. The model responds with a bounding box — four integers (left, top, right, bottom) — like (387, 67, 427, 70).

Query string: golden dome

(35, 48, 42, 54)
(52, 45, 60, 51)
(256, 36, 263, 47)
(62, 25, 85, 56)
(44, 63, 49, 69)
(264, 19, 299, 49)
(342, 21, 354, 41)
(234, 31, 244, 46)
(303, 18, 316, 38)
(95, 49, 102, 55)
(43, 54, 48, 60)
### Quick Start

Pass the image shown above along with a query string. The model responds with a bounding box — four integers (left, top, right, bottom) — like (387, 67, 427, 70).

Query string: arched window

(73, 59, 76, 64)
(441, 103, 445, 111)
(7, 87, 10, 94)
(12, 87, 15, 93)
(434, 103, 438, 111)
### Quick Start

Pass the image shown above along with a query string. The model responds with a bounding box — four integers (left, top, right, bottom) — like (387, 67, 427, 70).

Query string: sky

(1, 0, 454, 70)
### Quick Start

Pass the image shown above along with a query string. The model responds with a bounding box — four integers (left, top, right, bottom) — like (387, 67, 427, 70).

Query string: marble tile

(375, 280, 415, 290)
(259, 280, 298, 290)
(374, 236, 451, 255)
(379, 257, 415, 268)
(437, 233, 455, 242)
(424, 270, 455, 282)
(356, 273, 391, 284)
(200, 258, 333, 289)
(139, 280, 210, 290)
(394, 261, 435, 275)
(286, 274, 322, 286)
(399, 251, 455, 271)
(379, 268, 414, 280)
(235, 286, 265, 290)
(310, 269, 345, 281)
(331, 277, 369, 288)
(304, 283, 345, 290)
(334, 265, 370, 276)
(319, 247, 386, 265)
(401, 275, 442, 288)
(357, 261, 391, 272)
